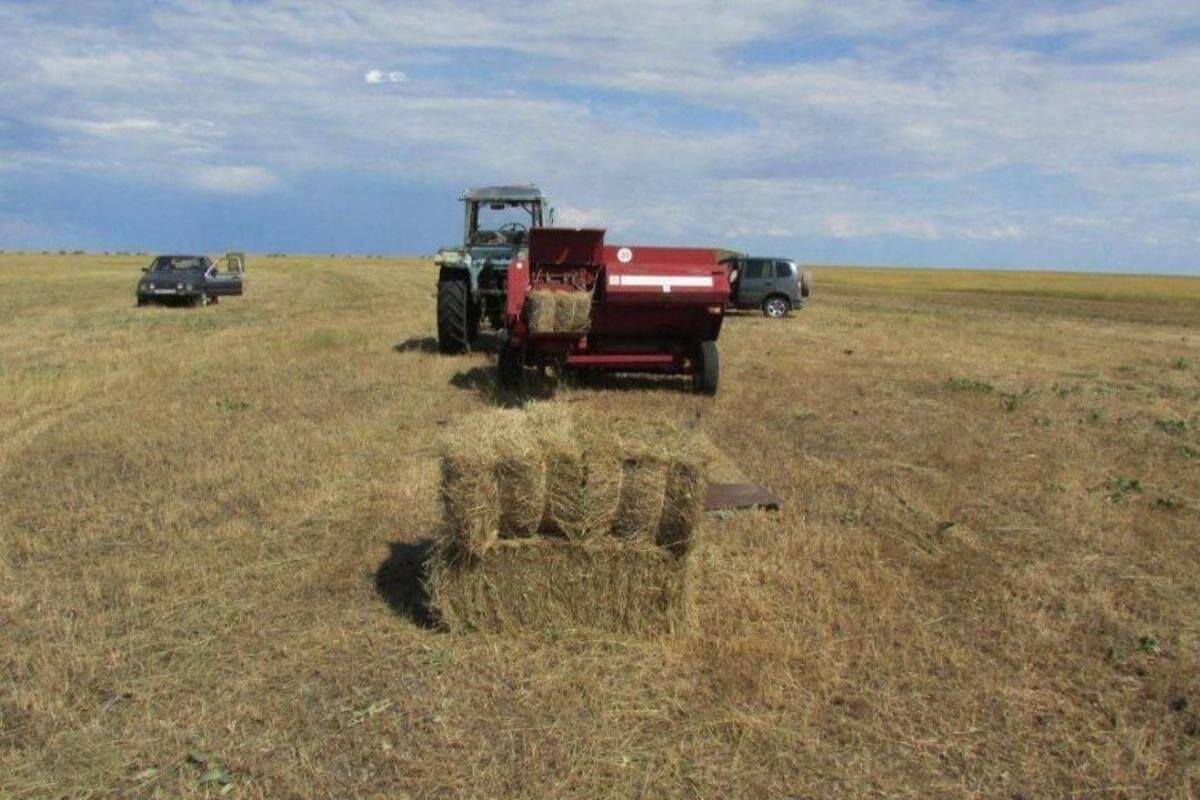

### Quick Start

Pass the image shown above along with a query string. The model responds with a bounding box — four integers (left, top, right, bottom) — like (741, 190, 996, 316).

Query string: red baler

(499, 228, 729, 394)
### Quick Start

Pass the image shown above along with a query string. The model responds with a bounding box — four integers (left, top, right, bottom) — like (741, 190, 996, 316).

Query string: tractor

(434, 185, 550, 353)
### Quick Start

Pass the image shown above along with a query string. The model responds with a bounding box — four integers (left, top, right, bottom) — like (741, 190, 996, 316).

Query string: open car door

(207, 252, 245, 296)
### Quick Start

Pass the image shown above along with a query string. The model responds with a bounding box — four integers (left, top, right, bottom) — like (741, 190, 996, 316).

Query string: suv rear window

(774, 261, 795, 279)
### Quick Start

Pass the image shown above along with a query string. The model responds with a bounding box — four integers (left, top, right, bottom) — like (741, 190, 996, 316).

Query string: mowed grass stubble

(2, 252, 1199, 798)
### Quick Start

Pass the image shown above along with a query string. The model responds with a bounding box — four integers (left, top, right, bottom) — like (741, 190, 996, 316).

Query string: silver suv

(721, 257, 812, 318)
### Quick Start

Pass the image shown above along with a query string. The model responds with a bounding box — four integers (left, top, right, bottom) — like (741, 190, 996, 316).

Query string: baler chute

(498, 228, 729, 394)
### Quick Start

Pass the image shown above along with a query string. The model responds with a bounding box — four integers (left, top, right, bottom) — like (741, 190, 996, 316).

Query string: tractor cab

(434, 184, 554, 353)
(463, 186, 547, 248)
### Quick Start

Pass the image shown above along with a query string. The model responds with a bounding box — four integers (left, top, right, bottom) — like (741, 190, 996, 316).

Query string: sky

(1, 1, 1198, 272)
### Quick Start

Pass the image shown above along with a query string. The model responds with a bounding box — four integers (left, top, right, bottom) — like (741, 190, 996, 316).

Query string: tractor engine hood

(435, 244, 518, 267)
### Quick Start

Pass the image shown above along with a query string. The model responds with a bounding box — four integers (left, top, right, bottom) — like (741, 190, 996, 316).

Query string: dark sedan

(136, 254, 243, 307)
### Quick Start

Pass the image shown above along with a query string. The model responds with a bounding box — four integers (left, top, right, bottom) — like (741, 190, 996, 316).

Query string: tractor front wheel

(437, 277, 471, 354)
(693, 340, 719, 396)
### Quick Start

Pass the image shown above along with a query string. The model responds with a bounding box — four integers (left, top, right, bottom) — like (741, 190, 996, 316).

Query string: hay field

(2, 252, 1199, 798)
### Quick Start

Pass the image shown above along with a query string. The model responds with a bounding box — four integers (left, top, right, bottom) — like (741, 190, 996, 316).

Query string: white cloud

(960, 224, 1025, 242)
(188, 165, 279, 194)
(824, 213, 942, 241)
(82, 117, 163, 133)
(553, 205, 611, 228)
(364, 69, 406, 84)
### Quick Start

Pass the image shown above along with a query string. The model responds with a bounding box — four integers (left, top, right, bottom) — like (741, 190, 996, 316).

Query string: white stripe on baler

(608, 275, 714, 288)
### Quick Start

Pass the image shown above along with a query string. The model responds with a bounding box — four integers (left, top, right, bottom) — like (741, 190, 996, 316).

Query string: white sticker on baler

(617, 247, 633, 263)
(613, 275, 714, 288)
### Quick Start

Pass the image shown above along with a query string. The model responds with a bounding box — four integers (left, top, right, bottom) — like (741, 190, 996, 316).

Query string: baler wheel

(497, 342, 525, 392)
(468, 301, 481, 342)
(693, 340, 719, 396)
(437, 277, 471, 354)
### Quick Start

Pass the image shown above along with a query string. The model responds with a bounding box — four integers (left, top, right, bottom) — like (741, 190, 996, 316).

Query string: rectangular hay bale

(438, 404, 710, 557)
(526, 291, 559, 334)
(553, 290, 592, 333)
(527, 290, 591, 335)
(426, 538, 694, 635)
(612, 458, 670, 541)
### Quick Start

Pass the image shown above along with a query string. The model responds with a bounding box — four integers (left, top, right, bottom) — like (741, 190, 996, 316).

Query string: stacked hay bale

(526, 290, 592, 335)
(428, 404, 708, 634)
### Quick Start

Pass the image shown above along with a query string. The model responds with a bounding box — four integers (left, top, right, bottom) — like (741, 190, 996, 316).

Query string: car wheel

(799, 270, 812, 298)
(763, 296, 790, 318)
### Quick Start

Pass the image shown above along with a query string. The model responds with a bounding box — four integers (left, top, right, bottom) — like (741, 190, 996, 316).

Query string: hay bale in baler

(526, 290, 592, 335)
(553, 290, 592, 333)
(526, 290, 559, 334)
(429, 404, 710, 634)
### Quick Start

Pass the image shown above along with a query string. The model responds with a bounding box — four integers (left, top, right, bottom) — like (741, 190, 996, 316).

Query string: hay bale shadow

(469, 331, 502, 354)
(392, 336, 439, 353)
(393, 332, 502, 355)
(449, 365, 556, 407)
(374, 539, 437, 628)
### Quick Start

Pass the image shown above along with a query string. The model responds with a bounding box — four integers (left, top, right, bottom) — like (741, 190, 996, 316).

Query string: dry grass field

(2, 252, 1199, 798)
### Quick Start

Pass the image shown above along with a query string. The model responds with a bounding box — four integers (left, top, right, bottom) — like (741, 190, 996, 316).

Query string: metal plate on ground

(704, 482, 782, 512)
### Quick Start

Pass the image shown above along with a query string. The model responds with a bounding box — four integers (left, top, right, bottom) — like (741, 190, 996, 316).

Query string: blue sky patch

(0, 0, 1196, 272)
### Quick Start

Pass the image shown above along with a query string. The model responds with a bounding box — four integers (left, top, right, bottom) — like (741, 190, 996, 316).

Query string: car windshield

(150, 256, 207, 272)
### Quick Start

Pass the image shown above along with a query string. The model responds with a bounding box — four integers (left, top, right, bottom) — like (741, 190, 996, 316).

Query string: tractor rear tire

(693, 340, 719, 396)
(437, 277, 471, 354)
(498, 342, 524, 392)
